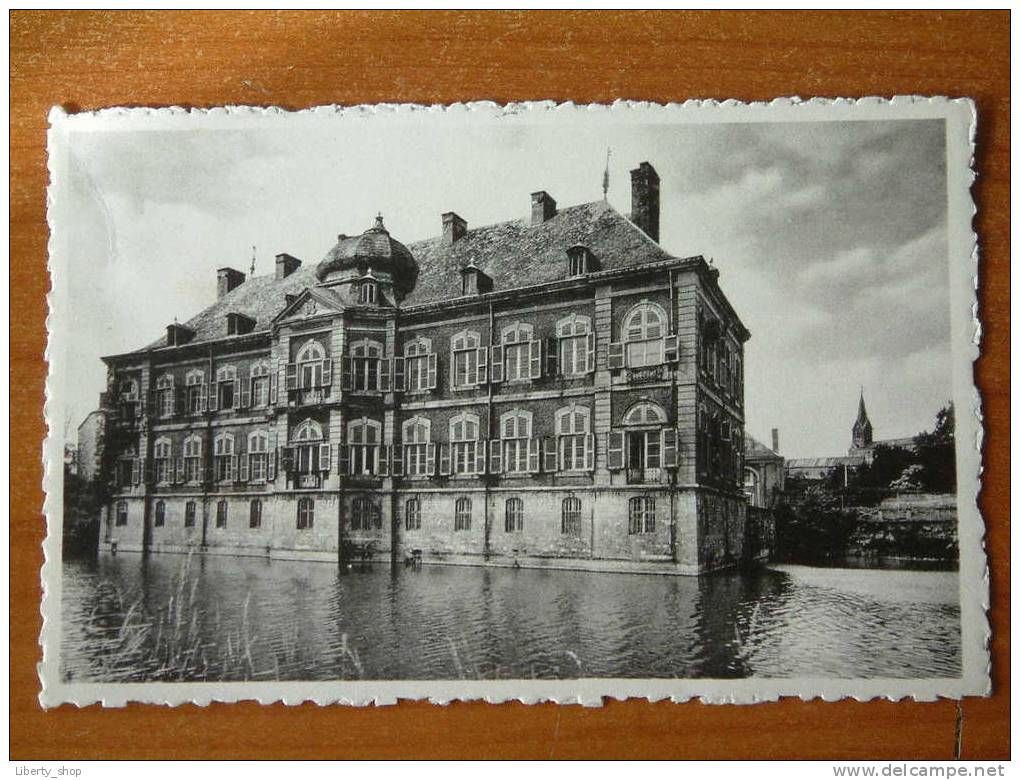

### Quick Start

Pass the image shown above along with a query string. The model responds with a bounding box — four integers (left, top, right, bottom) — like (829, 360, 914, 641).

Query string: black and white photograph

(42, 99, 985, 706)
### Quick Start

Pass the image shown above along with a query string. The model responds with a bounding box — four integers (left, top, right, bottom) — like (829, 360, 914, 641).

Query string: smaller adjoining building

(76, 410, 106, 483)
(743, 428, 784, 508)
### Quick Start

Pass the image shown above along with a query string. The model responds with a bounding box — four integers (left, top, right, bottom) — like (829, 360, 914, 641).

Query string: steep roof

(785, 456, 865, 470)
(130, 199, 681, 354)
(745, 434, 782, 462)
(401, 200, 674, 307)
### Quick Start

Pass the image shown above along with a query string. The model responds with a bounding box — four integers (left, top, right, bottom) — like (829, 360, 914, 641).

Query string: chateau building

(94, 161, 752, 575)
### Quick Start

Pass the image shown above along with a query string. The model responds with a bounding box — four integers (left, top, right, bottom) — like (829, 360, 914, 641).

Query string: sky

(57, 112, 951, 458)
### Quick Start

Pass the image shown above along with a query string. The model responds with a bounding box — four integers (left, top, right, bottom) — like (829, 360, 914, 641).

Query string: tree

(913, 403, 956, 493)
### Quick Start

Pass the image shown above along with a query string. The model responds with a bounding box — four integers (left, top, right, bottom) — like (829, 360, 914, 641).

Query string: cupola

(315, 214, 418, 302)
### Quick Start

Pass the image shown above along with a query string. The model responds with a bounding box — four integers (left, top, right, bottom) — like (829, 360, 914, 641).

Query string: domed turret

(316, 214, 418, 300)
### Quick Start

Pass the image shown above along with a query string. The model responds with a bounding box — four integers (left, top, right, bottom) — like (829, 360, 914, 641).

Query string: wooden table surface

(10, 10, 1010, 760)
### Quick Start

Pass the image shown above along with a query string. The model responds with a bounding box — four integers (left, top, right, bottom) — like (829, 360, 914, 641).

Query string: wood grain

(10, 10, 1009, 759)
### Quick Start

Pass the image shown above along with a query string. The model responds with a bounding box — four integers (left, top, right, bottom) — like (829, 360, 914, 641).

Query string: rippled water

(60, 554, 961, 682)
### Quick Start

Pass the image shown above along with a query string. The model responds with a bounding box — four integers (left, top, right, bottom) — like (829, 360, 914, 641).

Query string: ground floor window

(297, 497, 314, 529)
(405, 498, 421, 531)
(351, 496, 381, 530)
(115, 501, 128, 526)
(504, 497, 523, 533)
(454, 497, 472, 531)
(561, 497, 582, 536)
(154, 500, 165, 527)
(216, 500, 228, 528)
(249, 498, 262, 529)
(184, 501, 196, 527)
(628, 496, 656, 534)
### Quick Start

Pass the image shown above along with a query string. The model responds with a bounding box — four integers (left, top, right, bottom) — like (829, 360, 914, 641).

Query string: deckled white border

(40, 98, 988, 708)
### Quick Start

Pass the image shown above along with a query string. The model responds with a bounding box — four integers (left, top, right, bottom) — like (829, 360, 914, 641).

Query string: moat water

(60, 554, 961, 682)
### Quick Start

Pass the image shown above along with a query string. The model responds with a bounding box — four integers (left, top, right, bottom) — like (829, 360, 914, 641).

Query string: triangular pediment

(272, 287, 343, 324)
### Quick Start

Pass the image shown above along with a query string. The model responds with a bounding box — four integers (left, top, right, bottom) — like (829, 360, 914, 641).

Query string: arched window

(216, 499, 229, 528)
(349, 338, 383, 392)
(450, 329, 481, 388)
(403, 336, 434, 391)
(297, 340, 326, 390)
(351, 496, 381, 531)
(500, 409, 533, 473)
(620, 402, 670, 475)
(249, 361, 271, 408)
(566, 245, 594, 276)
(215, 365, 237, 409)
(291, 419, 327, 477)
(405, 497, 421, 531)
(359, 276, 378, 305)
(348, 417, 382, 475)
(501, 322, 534, 381)
(297, 497, 314, 529)
(402, 416, 431, 476)
(247, 430, 269, 482)
(454, 497, 472, 531)
(115, 500, 128, 527)
(556, 314, 593, 376)
(183, 434, 203, 483)
(249, 498, 262, 529)
(628, 496, 655, 534)
(213, 433, 235, 482)
(156, 374, 175, 416)
(504, 497, 523, 533)
(153, 436, 172, 483)
(556, 405, 592, 471)
(623, 302, 667, 367)
(743, 467, 762, 508)
(154, 500, 166, 527)
(622, 402, 667, 427)
(450, 412, 480, 475)
(561, 497, 582, 536)
(185, 369, 205, 414)
(184, 500, 197, 528)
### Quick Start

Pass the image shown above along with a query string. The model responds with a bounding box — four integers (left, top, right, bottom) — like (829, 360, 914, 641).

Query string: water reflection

(60, 554, 961, 682)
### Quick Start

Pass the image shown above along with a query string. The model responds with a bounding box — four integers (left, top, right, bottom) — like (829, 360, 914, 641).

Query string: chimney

(275, 252, 301, 280)
(442, 212, 467, 245)
(630, 162, 660, 242)
(217, 267, 246, 299)
(531, 191, 557, 225)
(771, 428, 780, 453)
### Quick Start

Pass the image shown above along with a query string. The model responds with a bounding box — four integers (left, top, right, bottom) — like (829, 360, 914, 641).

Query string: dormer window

(359, 279, 378, 304)
(460, 262, 492, 296)
(567, 245, 597, 276)
(226, 312, 256, 336)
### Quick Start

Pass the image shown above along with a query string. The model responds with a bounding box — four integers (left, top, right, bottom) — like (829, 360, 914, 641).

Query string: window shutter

(391, 444, 403, 476)
(608, 430, 625, 470)
(546, 337, 559, 377)
(239, 453, 249, 482)
(490, 345, 504, 383)
(143, 458, 154, 485)
(228, 454, 236, 481)
(281, 445, 295, 473)
(489, 439, 503, 474)
(206, 383, 217, 411)
(319, 443, 331, 472)
(475, 440, 487, 474)
(199, 382, 208, 412)
(131, 458, 141, 485)
(527, 438, 541, 473)
(269, 367, 278, 405)
(338, 444, 349, 475)
(608, 342, 625, 370)
(240, 378, 251, 409)
(393, 356, 405, 392)
(146, 389, 156, 417)
(173, 387, 183, 416)
(586, 332, 596, 373)
(662, 428, 679, 469)
(322, 358, 333, 387)
(379, 357, 391, 391)
(175, 457, 185, 483)
(286, 362, 298, 391)
(529, 339, 542, 379)
(267, 450, 277, 481)
(543, 436, 558, 473)
(476, 347, 488, 384)
(664, 335, 680, 363)
(585, 433, 595, 471)
(340, 357, 353, 390)
(426, 353, 437, 390)
(378, 445, 390, 476)
(233, 379, 243, 409)
(439, 443, 451, 476)
(425, 442, 437, 476)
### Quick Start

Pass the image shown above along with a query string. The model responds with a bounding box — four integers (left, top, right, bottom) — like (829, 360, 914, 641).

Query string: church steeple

(851, 388, 874, 451)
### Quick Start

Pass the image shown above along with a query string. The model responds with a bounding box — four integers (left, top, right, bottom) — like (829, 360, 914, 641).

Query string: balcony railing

(626, 467, 662, 485)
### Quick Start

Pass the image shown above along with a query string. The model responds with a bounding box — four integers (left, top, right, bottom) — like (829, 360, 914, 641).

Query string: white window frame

(402, 416, 432, 477)
(404, 337, 433, 392)
(556, 405, 591, 471)
(213, 432, 235, 482)
(450, 411, 480, 475)
(350, 338, 383, 392)
(153, 436, 172, 483)
(183, 434, 203, 483)
(248, 429, 269, 482)
(155, 374, 175, 416)
(623, 301, 667, 368)
(450, 329, 481, 388)
(250, 361, 271, 408)
(347, 417, 382, 476)
(215, 365, 237, 410)
(297, 340, 326, 390)
(556, 314, 592, 377)
(292, 418, 325, 474)
(499, 408, 532, 474)
(501, 322, 533, 382)
(185, 369, 205, 414)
